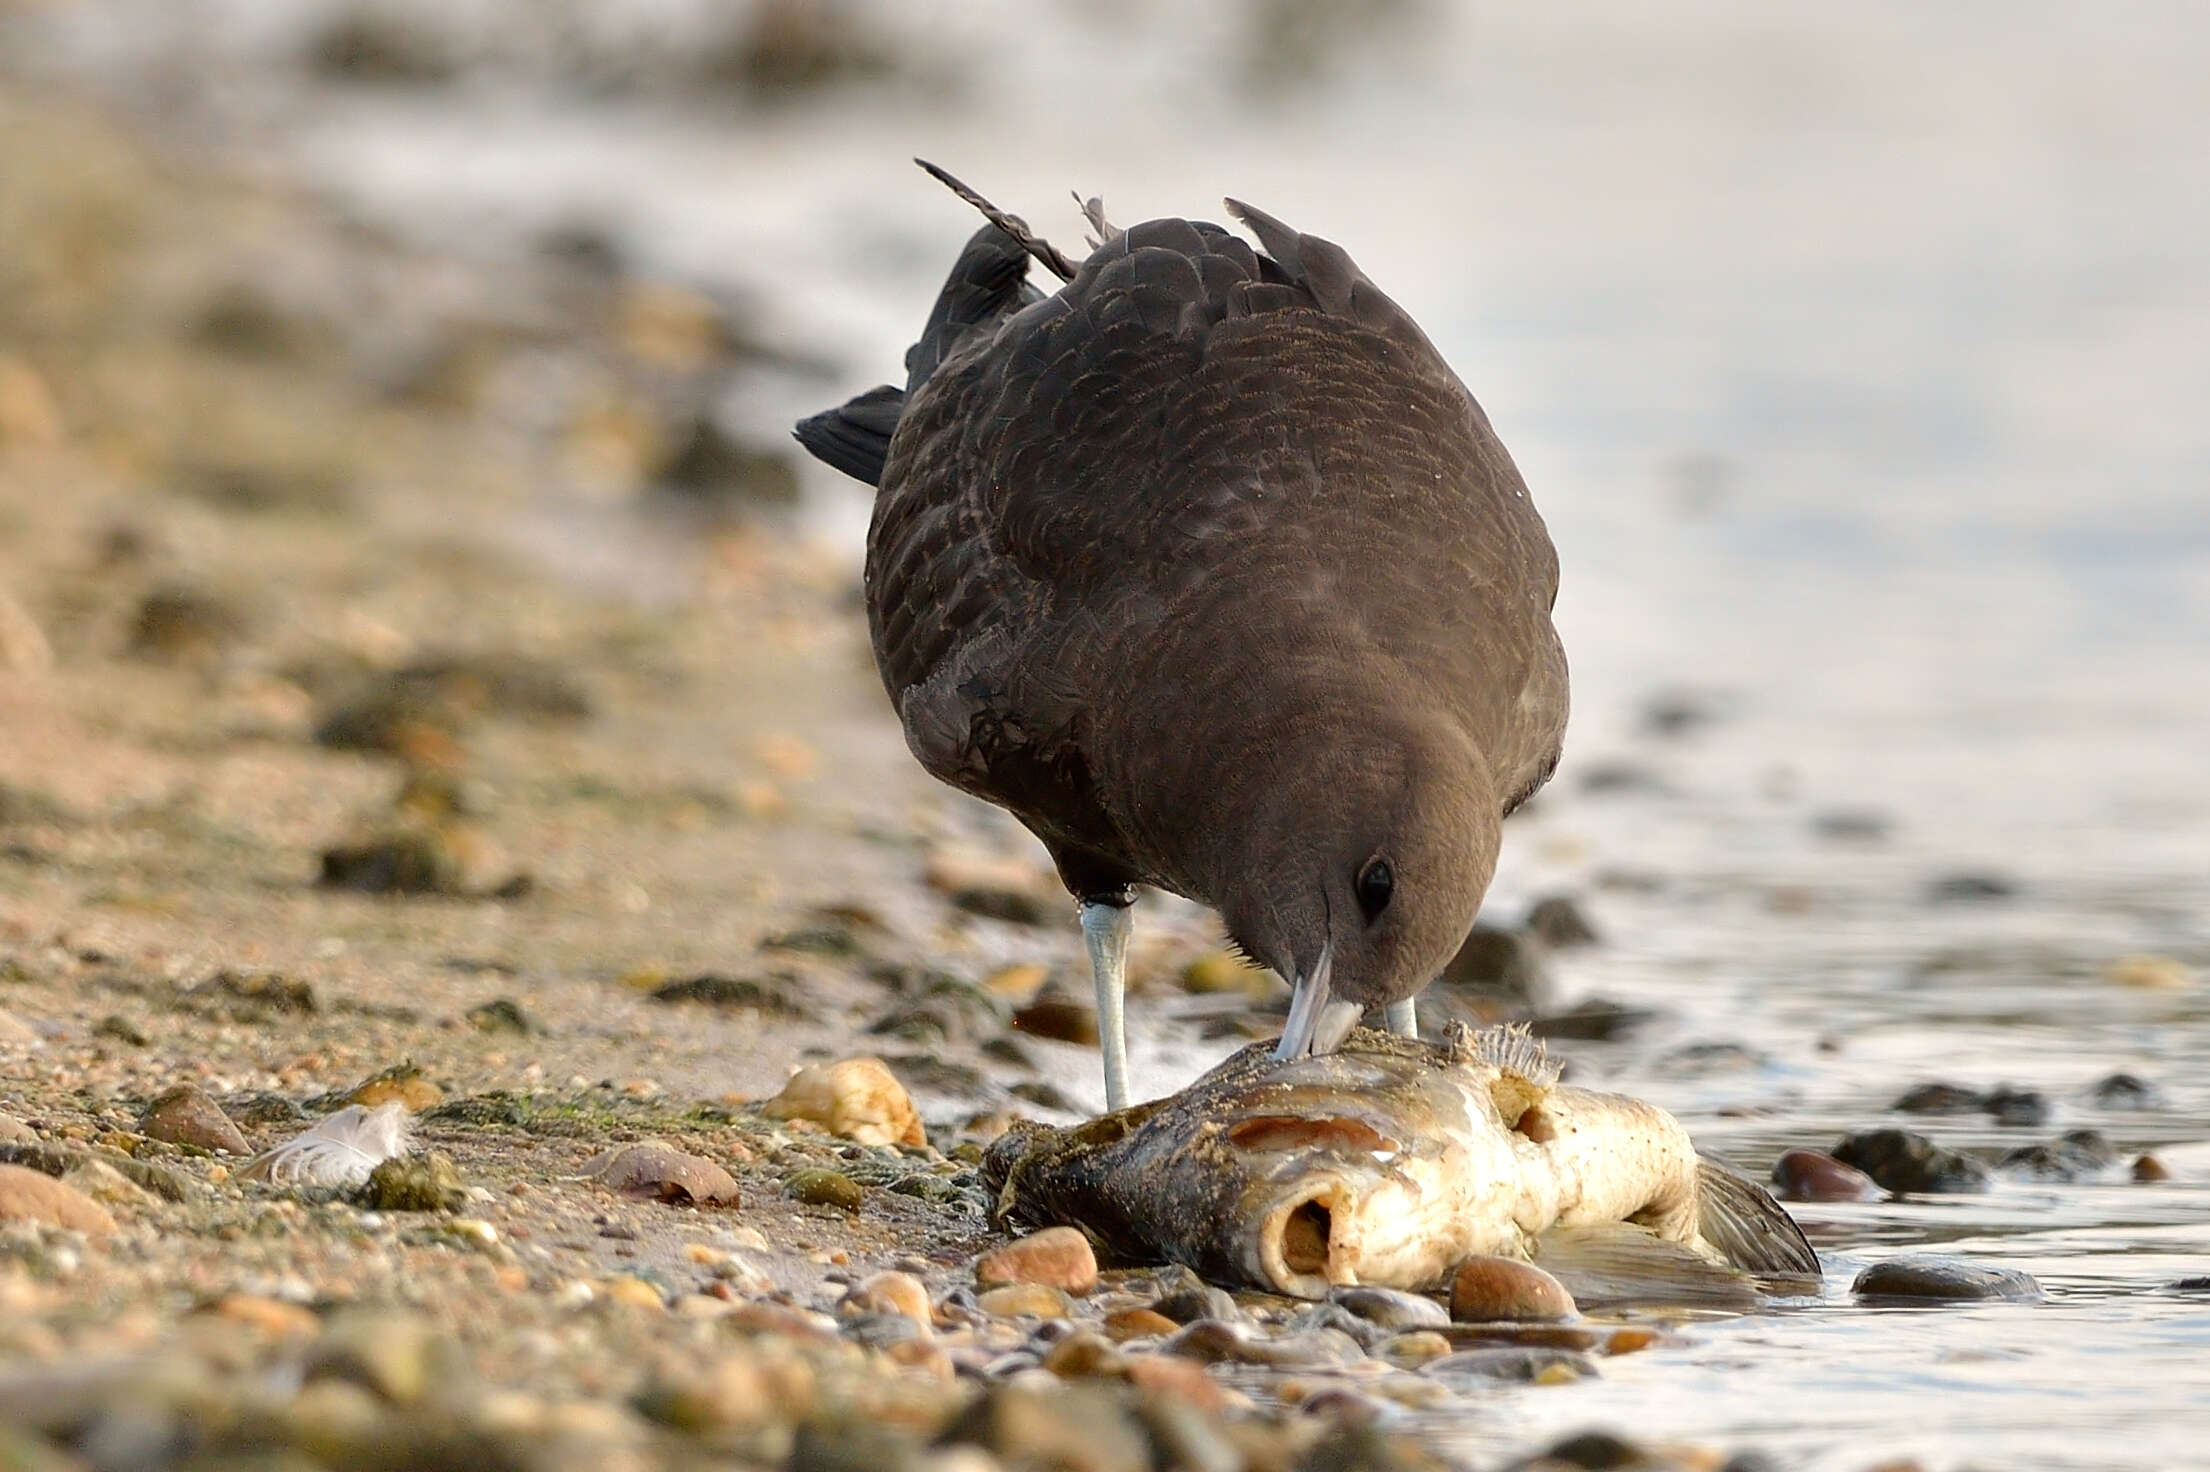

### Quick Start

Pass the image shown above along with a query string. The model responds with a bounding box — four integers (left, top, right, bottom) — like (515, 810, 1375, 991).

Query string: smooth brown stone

(0, 1164, 116, 1234)
(976, 1282, 1072, 1319)
(1449, 1256, 1576, 1323)
(975, 1226, 1099, 1296)
(212, 1293, 321, 1338)
(2133, 1153, 2172, 1183)
(139, 1084, 252, 1155)
(846, 1270, 932, 1329)
(1772, 1147, 1884, 1202)
(1102, 1307, 1180, 1341)
(1011, 996, 1100, 1047)
(1041, 1331, 1127, 1379)
(1125, 1353, 1231, 1411)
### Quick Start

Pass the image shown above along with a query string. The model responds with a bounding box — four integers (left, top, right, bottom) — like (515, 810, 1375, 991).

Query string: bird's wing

(868, 203, 1565, 819)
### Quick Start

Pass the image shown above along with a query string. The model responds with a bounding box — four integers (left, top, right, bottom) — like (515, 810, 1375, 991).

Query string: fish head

(1203, 1042, 1528, 1296)
(1222, 714, 1500, 1057)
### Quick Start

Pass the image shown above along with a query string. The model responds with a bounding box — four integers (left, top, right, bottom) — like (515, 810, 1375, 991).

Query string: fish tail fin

(793, 383, 906, 487)
(1694, 1158, 1823, 1281)
(1531, 1223, 1761, 1313)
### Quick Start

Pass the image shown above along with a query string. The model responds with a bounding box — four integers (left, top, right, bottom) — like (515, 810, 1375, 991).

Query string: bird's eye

(1355, 859, 1395, 920)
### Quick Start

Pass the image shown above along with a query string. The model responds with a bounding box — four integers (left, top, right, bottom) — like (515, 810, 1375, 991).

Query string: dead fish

(984, 1024, 1818, 1303)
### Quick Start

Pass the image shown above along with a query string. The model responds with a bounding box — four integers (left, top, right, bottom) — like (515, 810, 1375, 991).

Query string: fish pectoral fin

(1693, 1158, 1822, 1282)
(1530, 1224, 1761, 1314)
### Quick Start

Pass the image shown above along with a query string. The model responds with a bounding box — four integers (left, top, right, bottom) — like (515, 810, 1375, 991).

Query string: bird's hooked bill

(1275, 943, 1362, 1060)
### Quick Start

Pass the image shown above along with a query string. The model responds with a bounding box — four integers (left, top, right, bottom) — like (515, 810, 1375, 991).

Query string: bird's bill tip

(1274, 946, 1361, 1060)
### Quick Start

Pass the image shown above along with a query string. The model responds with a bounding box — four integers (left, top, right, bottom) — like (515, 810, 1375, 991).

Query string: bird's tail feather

(793, 383, 906, 488)
(792, 163, 1061, 488)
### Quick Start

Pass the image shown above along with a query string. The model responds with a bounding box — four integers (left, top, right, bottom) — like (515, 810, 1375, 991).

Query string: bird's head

(1210, 711, 1501, 1059)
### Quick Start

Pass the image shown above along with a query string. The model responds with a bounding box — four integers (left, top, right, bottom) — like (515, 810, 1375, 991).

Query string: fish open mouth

(1258, 1177, 1355, 1297)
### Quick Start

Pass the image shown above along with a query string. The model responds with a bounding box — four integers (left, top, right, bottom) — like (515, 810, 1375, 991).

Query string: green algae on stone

(356, 1152, 466, 1213)
(784, 1168, 865, 1212)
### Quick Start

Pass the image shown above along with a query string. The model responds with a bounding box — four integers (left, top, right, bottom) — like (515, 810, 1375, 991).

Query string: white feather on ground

(236, 1102, 413, 1187)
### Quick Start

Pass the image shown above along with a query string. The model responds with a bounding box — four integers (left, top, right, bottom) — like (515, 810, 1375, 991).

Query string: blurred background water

(6, 1, 2209, 1466)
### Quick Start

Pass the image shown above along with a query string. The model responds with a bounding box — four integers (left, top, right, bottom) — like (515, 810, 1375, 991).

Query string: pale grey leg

(1081, 900, 1134, 1113)
(1385, 995, 1419, 1039)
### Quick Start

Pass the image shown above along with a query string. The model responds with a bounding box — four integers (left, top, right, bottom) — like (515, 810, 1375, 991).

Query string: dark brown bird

(797, 165, 1566, 1111)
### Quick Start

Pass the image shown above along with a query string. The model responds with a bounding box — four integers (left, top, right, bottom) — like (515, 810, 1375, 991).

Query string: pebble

(1289, 1302, 1389, 1350)
(1524, 894, 1601, 948)
(0, 1164, 117, 1234)
(1998, 1129, 2118, 1183)
(1450, 1256, 1577, 1322)
(1925, 871, 2018, 903)
(583, 1141, 741, 1207)
(764, 1056, 926, 1148)
(60, 1159, 149, 1208)
(938, 1382, 1149, 1472)
(2089, 1073, 2165, 1110)
(1151, 1285, 1240, 1325)
(976, 1283, 1072, 1319)
(984, 962, 1051, 1002)
(1851, 1255, 2043, 1303)
(1770, 1148, 1884, 1203)
(358, 1152, 466, 1212)
(1164, 1319, 1364, 1368)
(2133, 1153, 2172, 1183)
(952, 885, 1057, 926)
(1102, 1307, 1180, 1341)
(1891, 1082, 1983, 1115)
(785, 1167, 865, 1212)
(844, 1270, 933, 1330)
(318, 826, 475, 896)
(191, 969, 317, 1019)
(1377, 1330, 1453, 1369)
(127, 584, 245, 663)
(1041, 1331, 1127, 1379)
(346, 1065, 444, 1112)
(2105, 954, 2191, 990)
(1984, 1086, 2050, 1127)
(1530, 996, 1654, 1042)
(303, 1310, 453, 1405)
(137, 1083, 252, 1154)
(653, 971, 814, 1017)
(1125, 1353, 1233, 1412)
(1830, 1129, 1991, 1194)
(1424, 1346, 1598, 1382)
(1328, 1285, 1449, 1331)
(600, 1276, 668, 1310)
(464, 997, 536, 1034)
(1180, 950, 1273, 997)
(0, 1114, 36, 1144)
(0, 579, 54, 674)
(211, 1293, 321, 1339)
(282, 1377, 386, 1451)
(975, 1227, 1099, 1297)
(1012, 995, 1101, 1047)
(1434, 924, 1550, 1011)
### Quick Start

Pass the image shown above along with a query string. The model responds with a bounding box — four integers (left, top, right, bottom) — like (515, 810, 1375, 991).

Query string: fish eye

(1354, 858, 1394, 921)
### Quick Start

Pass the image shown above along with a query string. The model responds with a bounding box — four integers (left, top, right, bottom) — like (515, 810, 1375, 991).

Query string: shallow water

(10, 1, 2210, 1465)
